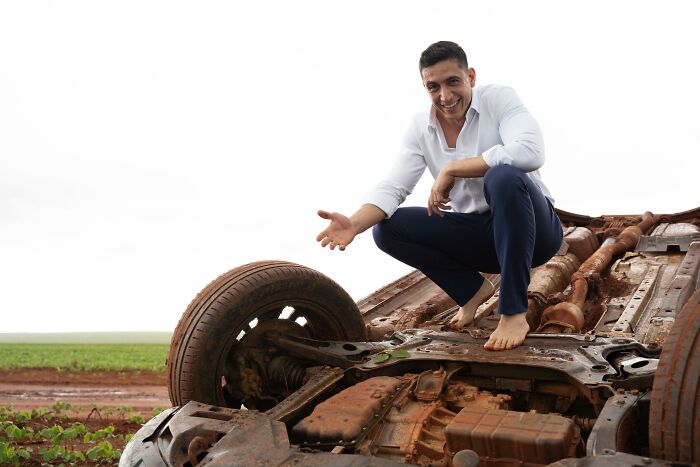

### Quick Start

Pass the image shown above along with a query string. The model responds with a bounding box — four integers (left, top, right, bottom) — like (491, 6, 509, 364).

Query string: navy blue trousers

(372, 165, 563, 315)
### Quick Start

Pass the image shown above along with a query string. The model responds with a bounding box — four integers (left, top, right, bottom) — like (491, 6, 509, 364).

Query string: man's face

(421, 59, 476, 124)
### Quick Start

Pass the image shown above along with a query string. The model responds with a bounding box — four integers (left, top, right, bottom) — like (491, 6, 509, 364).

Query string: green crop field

(0, 344, 169, 372)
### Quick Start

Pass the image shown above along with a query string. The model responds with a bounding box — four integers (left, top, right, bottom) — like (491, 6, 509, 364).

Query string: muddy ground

(1, 368, 171, 465)
(0, 368, 170, 415)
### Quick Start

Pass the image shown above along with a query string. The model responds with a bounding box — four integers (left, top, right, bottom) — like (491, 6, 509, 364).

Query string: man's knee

(372, 208, 416, 253)
(372, 220, 393, 253)
(484, 164, 526, 199)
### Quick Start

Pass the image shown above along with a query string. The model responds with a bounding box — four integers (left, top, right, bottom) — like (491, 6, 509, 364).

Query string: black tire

(649, 288, 700, 462)
(167, 260, 367, 408)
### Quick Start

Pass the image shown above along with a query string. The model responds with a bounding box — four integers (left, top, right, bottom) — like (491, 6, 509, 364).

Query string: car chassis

(122, 207, 700, 466)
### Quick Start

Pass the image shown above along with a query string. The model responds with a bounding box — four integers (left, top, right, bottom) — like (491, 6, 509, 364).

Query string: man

(316, 41, 562, 351)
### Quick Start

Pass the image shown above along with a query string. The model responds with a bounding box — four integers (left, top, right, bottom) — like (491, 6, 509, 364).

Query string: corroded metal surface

(562, 226, 600, 263)
(525, 252, 581, 329)
(538, 212, 657, 333)
(357, 271, 434, 321)
(609, 264, 661, 334)
(292, 376, 404, 443)
(661, 241, 700, 312)
(368, 400, 455, 465)
(586, 390, 647, 457)
(445, 407, 580, 463)
(265, 366, 345, 423)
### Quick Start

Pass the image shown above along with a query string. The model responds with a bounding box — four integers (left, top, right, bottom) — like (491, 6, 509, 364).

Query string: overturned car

(122, 207, 700, 466)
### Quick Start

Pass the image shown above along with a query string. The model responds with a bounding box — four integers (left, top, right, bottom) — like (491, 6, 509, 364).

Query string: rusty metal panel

(370, 402, 454, 464)
(445, 407, 580, 464)
(292, 376, 403, 442)
(663, 241, 700, 309)
(609, 264, 661, 334)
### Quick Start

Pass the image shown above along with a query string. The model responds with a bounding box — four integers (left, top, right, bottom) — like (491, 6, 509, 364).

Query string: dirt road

(0, 368, 171, 415)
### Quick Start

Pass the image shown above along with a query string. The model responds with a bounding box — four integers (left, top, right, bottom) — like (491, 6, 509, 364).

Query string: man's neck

(436, 113, 466, 132)
(436, 112, 466, 149)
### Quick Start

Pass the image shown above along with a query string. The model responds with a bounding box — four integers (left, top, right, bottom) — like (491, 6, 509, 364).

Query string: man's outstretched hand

(316, 210, 356, 251)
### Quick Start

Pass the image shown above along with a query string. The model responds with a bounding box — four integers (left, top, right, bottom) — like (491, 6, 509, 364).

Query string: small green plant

(38, 444, 64, 462)
(10, 410, 31, 423)
(3, 423, 33, 440)
(63, 448, 87, 463)
(0, 406, 12, 422)
(0, 402, 135, 465)
(83, 425, 116, 443)
(128, 414, 145, 424)
(0, 441, 32, 466)
(115, 406, 133, 415)
(31, 407, 53, 421)
(39, 425, 64, 445)
(38, 444, 86, 464)
(62, 422, 87, 441)
(51, 401, 73, 419)
(86, 440, 120, 463)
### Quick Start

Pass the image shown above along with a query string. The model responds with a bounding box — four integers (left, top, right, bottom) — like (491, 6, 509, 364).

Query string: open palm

(316, 210, 356, 250)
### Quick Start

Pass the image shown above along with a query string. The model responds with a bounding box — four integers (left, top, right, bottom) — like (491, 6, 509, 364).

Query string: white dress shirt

(363, 84, 554, 218)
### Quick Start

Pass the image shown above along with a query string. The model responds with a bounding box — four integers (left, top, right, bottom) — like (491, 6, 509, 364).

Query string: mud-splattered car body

(122, 207, 700, 466)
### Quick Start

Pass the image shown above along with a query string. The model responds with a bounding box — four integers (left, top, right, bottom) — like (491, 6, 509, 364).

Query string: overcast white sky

(1, 1, 698, 333)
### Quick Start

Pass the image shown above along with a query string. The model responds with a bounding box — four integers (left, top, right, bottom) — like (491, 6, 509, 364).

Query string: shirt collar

(427, 86, 481, 131)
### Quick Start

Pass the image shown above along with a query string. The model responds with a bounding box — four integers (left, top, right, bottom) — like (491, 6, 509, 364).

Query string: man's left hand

(428, 169, 455, 217)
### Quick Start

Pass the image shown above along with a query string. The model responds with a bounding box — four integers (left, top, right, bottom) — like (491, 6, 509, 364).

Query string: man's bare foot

(450, 278, 495, 328)
(484, 312, 529, 351)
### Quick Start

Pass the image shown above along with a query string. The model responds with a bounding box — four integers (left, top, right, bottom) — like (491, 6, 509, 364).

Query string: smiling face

(421, 59, 476, 126)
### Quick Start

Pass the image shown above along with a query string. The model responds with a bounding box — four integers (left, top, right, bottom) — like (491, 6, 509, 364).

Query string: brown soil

(0, 368, 166, 386)
(0, 368, 170, 415)
(1, 368, 172, 465)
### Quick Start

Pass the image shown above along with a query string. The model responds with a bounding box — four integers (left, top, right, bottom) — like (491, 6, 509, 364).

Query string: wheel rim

(214, 298, 351, 409)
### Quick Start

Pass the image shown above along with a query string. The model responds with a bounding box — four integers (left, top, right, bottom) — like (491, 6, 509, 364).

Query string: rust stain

(291, 376, 402, 442)
(538, 212, 657, 333)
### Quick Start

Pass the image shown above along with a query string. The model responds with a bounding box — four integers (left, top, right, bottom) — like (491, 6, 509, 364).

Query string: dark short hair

(419, 41, 469, 72)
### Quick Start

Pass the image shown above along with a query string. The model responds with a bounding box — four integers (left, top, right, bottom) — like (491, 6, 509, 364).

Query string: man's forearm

(444, 155, 490, 178)
(350, 204, 387, 234)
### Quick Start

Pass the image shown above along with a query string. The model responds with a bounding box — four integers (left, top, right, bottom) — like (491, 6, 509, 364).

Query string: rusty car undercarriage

(122, 207, 700, 466)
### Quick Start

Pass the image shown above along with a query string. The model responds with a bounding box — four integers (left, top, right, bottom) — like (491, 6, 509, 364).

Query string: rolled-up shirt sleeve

(481, 87, 545, 172)
(362, 119, 427, 218)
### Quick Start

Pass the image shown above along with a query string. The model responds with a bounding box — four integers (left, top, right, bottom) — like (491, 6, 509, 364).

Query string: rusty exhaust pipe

(525, 253, 581, 329)
(537, 212, 656, 333)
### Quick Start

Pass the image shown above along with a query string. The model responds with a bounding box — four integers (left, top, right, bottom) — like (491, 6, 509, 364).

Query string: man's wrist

(349, 218, 361, 235)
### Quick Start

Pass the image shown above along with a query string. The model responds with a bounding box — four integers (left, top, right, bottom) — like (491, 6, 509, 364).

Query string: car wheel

(167, 260, 367, 409)
(649, 288, 700, 462)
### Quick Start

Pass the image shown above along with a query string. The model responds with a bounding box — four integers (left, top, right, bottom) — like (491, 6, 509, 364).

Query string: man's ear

(468, 68, 476, 87)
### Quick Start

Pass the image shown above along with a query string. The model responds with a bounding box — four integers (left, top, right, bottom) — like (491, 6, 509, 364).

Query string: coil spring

(268, 356, 306, 391)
